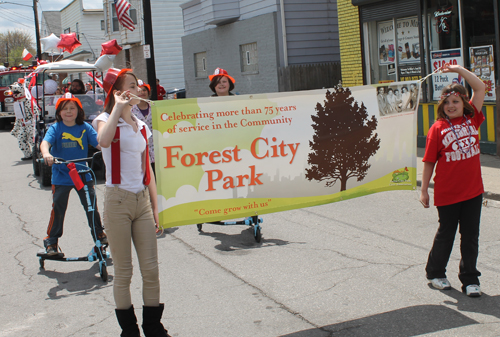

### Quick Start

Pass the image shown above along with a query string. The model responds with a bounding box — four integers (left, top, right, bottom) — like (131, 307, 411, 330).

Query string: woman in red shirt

(420, 64, 486, 297)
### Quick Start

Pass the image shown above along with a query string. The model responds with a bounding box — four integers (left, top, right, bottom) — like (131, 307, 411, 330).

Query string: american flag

(114, 0, 135, 32)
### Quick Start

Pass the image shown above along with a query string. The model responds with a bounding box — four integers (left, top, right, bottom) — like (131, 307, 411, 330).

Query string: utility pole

(33, 0, 42, 61)
(142, 0, 157, 99)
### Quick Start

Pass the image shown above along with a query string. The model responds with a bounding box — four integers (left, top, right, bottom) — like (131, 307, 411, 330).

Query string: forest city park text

(163, 137, 300, 191)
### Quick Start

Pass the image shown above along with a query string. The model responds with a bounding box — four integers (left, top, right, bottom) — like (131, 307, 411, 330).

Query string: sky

(0, 0, 102, 38)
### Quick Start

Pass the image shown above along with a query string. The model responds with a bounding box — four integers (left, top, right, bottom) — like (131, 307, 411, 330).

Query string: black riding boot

(115, 305, 141, 337)
(142, 303, 171, 337)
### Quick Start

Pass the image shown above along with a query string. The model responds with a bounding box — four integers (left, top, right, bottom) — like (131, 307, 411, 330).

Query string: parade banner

(152, 83, 419, 228)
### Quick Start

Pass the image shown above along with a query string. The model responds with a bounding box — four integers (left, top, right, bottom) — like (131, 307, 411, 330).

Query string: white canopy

(35, 60, 99, 74)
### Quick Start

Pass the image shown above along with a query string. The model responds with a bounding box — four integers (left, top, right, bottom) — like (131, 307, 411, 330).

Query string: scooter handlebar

(37, 151, 102, 165)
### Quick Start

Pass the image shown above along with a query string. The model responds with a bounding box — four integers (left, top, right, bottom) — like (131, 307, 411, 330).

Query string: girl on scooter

(41, 93, 106, 256)
(93, 68, 170, 337)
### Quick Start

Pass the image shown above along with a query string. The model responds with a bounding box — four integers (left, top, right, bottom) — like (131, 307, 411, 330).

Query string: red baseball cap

(208, 68, 235, 84)
(55, 92, 82, 109)
(103, 68, 133, 106)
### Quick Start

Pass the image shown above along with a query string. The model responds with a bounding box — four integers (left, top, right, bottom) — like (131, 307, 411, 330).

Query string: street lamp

(0, 0, 42, 61)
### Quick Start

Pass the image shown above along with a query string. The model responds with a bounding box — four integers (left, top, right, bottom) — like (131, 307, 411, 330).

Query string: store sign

(431, 49, 464, 101)
(470, 45, 496, 101)
(434, 6, 453, 34)
(399, 64, 421, 81)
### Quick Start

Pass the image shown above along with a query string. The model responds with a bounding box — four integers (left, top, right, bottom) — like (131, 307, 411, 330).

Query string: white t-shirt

(93, 112, 152, 193)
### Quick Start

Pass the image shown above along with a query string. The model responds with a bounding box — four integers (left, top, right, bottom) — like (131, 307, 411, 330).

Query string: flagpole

(142, 0, 157, 100)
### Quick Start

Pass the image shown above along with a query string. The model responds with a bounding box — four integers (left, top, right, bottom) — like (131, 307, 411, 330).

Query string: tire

(39, 257, 44, 269)
(100, 262, 108, 282)
(254, 226, 262, 243)
(0, 119, 5, 130)
(32, 144, 40, 176)
(197, 224, 203, 232)
(41, 162, 52, 187)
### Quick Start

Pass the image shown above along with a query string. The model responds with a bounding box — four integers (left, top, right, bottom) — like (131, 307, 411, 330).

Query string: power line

(1, 7, 35, 24)
(0, 12, 34, 29)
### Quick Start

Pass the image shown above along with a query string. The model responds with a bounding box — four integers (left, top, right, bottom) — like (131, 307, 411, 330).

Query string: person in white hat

(92, 68, 170, 337)
(209, 67, 236, 96)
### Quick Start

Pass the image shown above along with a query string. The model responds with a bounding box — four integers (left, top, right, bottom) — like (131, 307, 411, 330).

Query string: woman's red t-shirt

(423, 102, 485, 206)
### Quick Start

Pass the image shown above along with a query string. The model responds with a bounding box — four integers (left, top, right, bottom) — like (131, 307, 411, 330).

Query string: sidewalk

(417, 147, 500, 201)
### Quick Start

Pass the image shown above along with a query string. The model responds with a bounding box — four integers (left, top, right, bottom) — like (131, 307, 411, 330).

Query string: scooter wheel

(100, 262, 108, 282)
(197, 224, 203, 232)
(39, 257, 44, 269)
(254, 225, 262, 243)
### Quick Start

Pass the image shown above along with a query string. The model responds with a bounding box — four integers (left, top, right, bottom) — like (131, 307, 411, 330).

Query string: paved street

(1, 128, 500, 337)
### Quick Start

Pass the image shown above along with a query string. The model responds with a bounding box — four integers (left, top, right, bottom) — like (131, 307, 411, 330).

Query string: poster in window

(470, 45, 496, 101)
(396, 17, 420, 64)
(430, 49, 464, 101)
(399, 64, 421, 81)
(378, 20, 394, 66)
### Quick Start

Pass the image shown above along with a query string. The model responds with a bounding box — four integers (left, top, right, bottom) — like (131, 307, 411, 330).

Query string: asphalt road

(1, 128, 500, 337)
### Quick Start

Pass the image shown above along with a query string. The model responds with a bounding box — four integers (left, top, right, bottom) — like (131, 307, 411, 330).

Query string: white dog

(10, 81, 37, 160)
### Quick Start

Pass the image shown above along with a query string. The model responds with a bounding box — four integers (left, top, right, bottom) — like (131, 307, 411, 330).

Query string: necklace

(446, 115, 472, 154)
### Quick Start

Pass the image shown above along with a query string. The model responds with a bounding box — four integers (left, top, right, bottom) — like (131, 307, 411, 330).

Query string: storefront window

(462, 0, 496, 101)
(426, 0, 464, 100)
(366, 19, 395, 84)
(425, 0, 496, 101)
(427, 0, 460, 51)
(366, 16, 422, 84)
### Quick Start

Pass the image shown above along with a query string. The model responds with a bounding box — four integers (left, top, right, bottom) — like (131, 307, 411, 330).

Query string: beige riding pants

(104, 186, 160, 309)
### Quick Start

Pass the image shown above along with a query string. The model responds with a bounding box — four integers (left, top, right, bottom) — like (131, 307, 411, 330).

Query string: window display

(470, 45, 496, 101)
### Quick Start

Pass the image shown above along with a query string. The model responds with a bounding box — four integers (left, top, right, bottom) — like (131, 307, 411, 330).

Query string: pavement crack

(28, 175, 41, 189)
(8, 204, 43, 282)
(9, 204, 42, 248)
(65, 313, 115, 336)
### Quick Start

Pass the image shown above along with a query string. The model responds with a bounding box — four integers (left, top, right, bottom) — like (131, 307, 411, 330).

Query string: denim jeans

(44, 181, 104, 247)
(425, 194, 482, 291)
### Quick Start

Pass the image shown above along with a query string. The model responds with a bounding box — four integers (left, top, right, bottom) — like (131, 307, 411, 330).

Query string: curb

(416, 180, 500, 202)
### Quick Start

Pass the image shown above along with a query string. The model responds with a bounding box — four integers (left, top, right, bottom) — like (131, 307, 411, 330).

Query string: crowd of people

(8, 61, 488, 336)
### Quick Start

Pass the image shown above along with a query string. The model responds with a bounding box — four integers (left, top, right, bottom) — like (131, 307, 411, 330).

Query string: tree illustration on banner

(306, 87, 381, 191)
